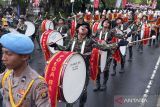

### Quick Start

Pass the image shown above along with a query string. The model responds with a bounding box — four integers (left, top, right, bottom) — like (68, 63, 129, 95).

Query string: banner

(33, 0, 40, 7)
(115, 0, 122, 8)
(122, 0, 127, 8)
(94, 0, 99, 9)
(90, 48, 99, 81)
(143, 24, 150, 45)
(111, 37, 121, 63)
(152, 0, 157, 9)
(70, 20, 76, 38)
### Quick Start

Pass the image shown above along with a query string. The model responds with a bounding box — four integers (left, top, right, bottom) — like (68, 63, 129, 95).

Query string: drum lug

(59, 85, 63, 88)
(58, 100, 62, 102)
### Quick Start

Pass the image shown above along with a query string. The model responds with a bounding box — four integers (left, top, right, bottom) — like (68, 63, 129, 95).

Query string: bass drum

(45, 51, 86, 104)
(24, 21, 35, 37)
(41, 20, 54, 33)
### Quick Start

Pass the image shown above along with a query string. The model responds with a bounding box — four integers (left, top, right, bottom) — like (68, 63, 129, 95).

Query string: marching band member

(92, 19, 113, 91)
(49, 22, 127, 107)
(111, 17, 130, 76)
(136, 15, 152, 52)
(16, 15, 27, 34)
(128, 19, 141, 62)
(0, 33, 51, 107)
(56, 18, 69, 36)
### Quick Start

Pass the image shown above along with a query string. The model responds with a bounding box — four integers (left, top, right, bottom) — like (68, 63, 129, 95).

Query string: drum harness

(71, 39, 91, 55)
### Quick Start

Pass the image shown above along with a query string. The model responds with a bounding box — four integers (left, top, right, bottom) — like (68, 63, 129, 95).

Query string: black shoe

(119, 69, 125, 73)
(111, 71, 116, 76)
(65, 104, 73, 107)
(128, 58, 132, 62)
(100, 85, 106, 91)
(139, 50, 143, 53)
(93, 85, 100, 92)
(79, 103, 84, 107)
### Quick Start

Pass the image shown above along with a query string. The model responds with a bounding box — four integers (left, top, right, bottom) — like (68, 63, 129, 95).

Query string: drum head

(46, 20, 54, 30)
(47, 31, 63, 53)
(25, 21, 35, 36)
(62, 54, 86, 103)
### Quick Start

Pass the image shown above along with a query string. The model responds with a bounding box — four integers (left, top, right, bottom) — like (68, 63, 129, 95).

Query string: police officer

(0, 33, 51, 107)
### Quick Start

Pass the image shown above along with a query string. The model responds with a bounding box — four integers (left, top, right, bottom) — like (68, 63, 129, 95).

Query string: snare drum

(24, 21, 35, 37)
(45, 51, 86, 104)
(41, 20, 54, 33)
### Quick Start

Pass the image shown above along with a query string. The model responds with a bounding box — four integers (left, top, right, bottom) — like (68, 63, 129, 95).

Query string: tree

(157, 0, 160, 9)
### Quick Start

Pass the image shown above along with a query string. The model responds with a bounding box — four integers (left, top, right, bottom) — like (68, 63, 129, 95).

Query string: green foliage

(105, 0, 116, 8)
(157, 0, 160, 9)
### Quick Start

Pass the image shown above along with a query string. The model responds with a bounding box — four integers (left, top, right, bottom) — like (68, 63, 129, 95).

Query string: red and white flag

(33, 0, 39, 7)
(94, 0, 99, 9)
(152, 0, 157, 9)
(122, 0, 127, 8)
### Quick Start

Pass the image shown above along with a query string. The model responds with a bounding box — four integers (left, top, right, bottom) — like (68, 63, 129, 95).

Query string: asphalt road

(29, 42, 160, 107)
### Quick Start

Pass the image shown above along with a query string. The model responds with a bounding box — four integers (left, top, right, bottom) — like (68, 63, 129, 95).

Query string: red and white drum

(40, 30, 64, 54)
(41, 20, 54, 33)
(45, 51, 86, 104)
(24, 21, 35, 37)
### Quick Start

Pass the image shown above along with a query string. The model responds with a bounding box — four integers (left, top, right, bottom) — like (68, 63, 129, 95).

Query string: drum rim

(45, 20, 54, 30)
(59, 52, 87, 103)
(41, 20, 47, 32)
(24, 21, 36, 37)
(40, 30, 53, 52)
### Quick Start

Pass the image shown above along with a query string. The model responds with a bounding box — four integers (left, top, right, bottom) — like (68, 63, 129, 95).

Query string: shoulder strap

(38, 76, 45, 81)
(2, 70, 12, 88)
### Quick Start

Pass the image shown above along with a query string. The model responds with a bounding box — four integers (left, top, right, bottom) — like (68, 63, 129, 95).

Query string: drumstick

(128, 35, 156, 44)
(44, 12, 48, 18)
(52, 17, 56, 21)
(48, 34, 68, 46)
(59, 12, 64, 19)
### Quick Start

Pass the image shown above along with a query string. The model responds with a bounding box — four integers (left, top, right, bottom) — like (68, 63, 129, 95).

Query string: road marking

(139, 56, 160, 107)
